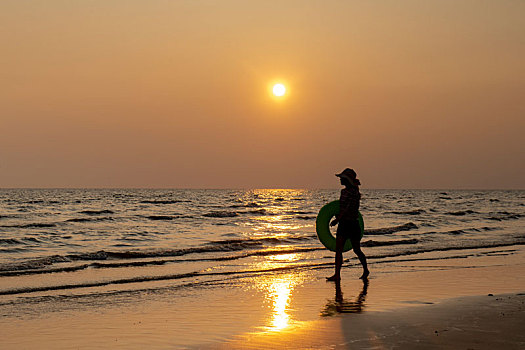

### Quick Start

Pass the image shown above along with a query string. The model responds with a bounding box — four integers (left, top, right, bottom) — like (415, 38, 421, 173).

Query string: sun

(272, 83, 286, 97)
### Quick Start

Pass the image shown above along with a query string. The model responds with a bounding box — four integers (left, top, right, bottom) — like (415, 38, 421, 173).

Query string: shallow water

(0, 189, 523, 298)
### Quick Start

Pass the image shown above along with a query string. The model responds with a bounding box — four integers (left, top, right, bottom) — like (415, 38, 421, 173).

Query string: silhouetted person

(321, 279, 369, 316)
(327, 168, 369, 281)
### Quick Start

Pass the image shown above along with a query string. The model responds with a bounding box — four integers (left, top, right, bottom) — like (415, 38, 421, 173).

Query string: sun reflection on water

(255, 252, 303, 331)
(267, 278, 293, 330)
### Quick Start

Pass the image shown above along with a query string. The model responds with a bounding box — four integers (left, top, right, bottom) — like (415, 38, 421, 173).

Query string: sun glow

(272, 83, 286, 97)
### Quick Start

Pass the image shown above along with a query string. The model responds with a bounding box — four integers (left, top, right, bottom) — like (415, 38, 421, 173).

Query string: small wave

(0, 255, 70, 272)
(24, 223, 56, 228)
(362, 238, 419, 247)
(23, 200, 45, 204)
(0, 235, 314, 273)
(0, 237, 44, 245)
(0, 262, 318, 296)
(80, 210, 114, 215)
(203, 211, 238, 218)
(66, 217, 114, 223)
(296, 216, 315, 220)
(209, 236, 311, 247)
(0, 238, 22, 245)
(0, 223, 57, 228)
(445, 229, 465, 235)
(446, 210, 477, 216)
(229, 202, 260, 208)
(240, 209, 268, 215)
(146, 215, 176, 221)
(365, 222, 418, 235)
(0, 247, 323, 277)
(368, 241, 525, 261)
(486, 212, 521, 221)
(140, 200, 190, 204)
(0, 264, 90, 277)
(22, 237, 42, 243)
(389, 209, 426, 215)
(0, 214, 21, 219)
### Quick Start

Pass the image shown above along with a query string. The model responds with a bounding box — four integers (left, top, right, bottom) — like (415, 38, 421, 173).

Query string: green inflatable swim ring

(315, 200, 364, 252)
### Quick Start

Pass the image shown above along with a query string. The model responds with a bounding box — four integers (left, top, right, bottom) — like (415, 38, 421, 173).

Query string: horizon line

(0, 187, 523, 191)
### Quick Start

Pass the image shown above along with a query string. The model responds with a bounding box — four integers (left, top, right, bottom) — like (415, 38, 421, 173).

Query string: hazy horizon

(2, 1, 524, 189)
(1, 187, 523, 191)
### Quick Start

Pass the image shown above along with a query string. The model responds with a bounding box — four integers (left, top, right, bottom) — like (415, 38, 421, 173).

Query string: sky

(1, 1, 524, 189)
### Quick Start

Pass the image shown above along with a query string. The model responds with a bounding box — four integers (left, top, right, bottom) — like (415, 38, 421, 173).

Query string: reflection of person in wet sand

(327, 168, 369, 281)
(321, 279, 369, 316)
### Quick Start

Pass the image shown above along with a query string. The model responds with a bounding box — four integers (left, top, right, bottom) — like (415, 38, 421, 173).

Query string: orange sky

(1, 1, 524, 188)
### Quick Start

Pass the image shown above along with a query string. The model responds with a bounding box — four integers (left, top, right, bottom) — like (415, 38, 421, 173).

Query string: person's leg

(327, 235, 346, 281)
(350, 237, 369, 279)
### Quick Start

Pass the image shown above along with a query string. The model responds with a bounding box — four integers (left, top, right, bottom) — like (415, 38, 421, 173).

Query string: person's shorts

(336, 219, 361, 241)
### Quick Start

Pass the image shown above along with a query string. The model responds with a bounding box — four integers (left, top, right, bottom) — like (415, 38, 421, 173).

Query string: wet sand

(216, 293, 525, 349)
(1, 247, 524, 349)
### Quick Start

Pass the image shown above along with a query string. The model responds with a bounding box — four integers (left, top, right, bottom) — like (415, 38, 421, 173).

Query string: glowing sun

(272, 83, 286, 97)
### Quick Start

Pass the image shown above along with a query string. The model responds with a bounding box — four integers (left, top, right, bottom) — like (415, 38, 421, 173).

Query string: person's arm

(331, 203, 352, 226)
(331, 189, 359, 226)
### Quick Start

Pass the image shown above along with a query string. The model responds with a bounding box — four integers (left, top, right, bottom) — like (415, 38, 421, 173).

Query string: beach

(1, 189, 524, 348)
(2, 241, 524, 348)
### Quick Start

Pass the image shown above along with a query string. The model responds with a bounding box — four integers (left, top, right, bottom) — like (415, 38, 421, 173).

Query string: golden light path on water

(255, 252, 304, 331)
(243, 189, 310, 331)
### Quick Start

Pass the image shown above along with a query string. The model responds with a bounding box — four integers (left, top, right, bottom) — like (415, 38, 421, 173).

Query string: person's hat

(336, 168, 360, 184)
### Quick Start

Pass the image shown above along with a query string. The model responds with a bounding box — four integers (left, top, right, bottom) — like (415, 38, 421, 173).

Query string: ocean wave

(0, 255, 70, 272)
(0, 238, 22, 245)
(204, 209, 272, 218)
(486, 211, 521, 221)
(244, 209, 270, 215)
(229, 202, 260, 208)
(145, 215, 176, 221)
(0, 247, 323, 277)
(389, 209, 426, 215)
(443, 229, 465, 235)
(367, 240, 525, 261)
(446, 210, 477, 216)
(203, 211, 238, 218)
(0, 235, 313, 273)
(296, 216, 316, 220)
(0, 262, 318, 296)
(0, 237, 44, 245)
(365, 222, 418, 235)
(66, 217, 114, 223)
(140, 200, 190, 204)
(361, 238, 419, 247)
(0, 223, 56, 228)
(80, 210, 114, 215)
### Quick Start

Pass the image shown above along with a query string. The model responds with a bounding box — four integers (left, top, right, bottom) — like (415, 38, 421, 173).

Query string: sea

(1, 189, 524, 322)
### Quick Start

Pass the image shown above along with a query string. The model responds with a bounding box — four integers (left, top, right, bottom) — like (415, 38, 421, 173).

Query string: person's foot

(359, 270, 370, 280)
(326, 275, 340, 281)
